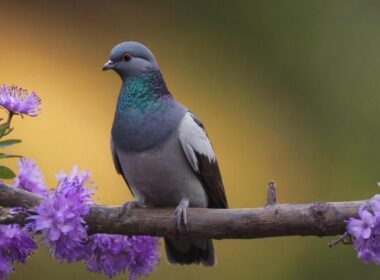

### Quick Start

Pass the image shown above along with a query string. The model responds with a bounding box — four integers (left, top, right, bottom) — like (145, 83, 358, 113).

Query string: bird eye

(121, 53, 132, 61)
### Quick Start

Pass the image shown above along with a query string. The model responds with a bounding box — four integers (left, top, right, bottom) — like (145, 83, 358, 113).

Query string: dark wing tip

(194, 151, 228, 209)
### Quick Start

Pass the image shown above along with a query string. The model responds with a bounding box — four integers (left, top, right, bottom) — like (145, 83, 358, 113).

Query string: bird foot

(119, 200, 143, 221)
(175, 198, 189, 233)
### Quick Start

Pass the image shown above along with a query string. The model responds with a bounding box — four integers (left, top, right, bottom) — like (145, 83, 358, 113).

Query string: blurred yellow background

(1, 0, 380, 279)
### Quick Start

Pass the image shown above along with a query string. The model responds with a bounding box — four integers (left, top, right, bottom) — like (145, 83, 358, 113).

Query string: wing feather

(110, 137, 134, 196)
(179, 112, 228, 209)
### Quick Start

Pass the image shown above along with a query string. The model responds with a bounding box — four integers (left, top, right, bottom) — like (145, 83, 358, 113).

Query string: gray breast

(115, 128, 208, 208)
(112, 99, 187, 152)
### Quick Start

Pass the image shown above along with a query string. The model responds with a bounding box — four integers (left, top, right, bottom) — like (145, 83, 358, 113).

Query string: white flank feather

(178, 112, 215, 172)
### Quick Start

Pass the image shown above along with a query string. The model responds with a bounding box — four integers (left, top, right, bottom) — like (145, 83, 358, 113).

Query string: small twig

(0, 211, 30, 226)
(328, 232, 351, 247)
(266, 181, 277, 206)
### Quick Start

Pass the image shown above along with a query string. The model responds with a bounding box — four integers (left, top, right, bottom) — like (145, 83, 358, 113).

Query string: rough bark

(0, 183, 364, 239)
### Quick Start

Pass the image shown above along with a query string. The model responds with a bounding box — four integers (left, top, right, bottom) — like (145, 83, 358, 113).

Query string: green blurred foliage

(1, 0, 380, 279)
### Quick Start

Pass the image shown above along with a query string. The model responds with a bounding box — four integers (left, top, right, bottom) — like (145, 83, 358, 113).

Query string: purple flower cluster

(30, 167, 93, 262)
(347, 194, 380, 263)
(86, 234, 160, 280)
(0, 224, 36, 279)
(23, 164, 160, 279)
(14, 158, 47, 196)
(0, 85, 41, 117)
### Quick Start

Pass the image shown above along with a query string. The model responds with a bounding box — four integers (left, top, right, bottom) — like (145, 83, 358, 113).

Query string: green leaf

(2, 128, 14, 137)
(0, 166, 16, 179)
(0, 126, 7, 137)
(0, 139, 22, 148)
(0, 153, 22, 159)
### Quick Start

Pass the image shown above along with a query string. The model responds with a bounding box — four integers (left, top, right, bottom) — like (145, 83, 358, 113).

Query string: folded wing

(179, 112, 228, 209)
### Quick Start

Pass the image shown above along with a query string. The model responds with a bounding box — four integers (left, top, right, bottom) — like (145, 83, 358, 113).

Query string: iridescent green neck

(112, 70, 186, 152)
(116, 70, 171, 114)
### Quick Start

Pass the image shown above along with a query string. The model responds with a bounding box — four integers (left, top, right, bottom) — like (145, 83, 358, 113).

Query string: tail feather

(164, 238, 215, 266)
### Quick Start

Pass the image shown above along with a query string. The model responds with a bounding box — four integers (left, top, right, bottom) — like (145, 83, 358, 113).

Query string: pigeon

(103, 41, 228, 266)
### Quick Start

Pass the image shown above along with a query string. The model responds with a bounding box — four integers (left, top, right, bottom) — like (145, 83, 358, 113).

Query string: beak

(102, 60, 115, 71)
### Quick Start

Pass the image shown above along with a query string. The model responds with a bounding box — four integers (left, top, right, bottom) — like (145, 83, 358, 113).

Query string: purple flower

(85, 234, 160, 280)
(54, 166, 93, 212)
(347, 193, 380, 264)
(29, 167, 93, 263)
(0, 224, 36, 280)
(126, 236, 160, 280)
(0, 85, 41, 117)
(352, 234, 380, 264)
(370, 194, 380, 217)
(13, 158, 47, 196)
(347, 207, 376, 239)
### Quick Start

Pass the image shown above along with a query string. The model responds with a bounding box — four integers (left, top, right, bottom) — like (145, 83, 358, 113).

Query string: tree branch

(0, 183, 364, 239)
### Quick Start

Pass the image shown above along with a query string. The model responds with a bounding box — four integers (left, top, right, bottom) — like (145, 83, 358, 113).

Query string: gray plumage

(103, 41, 228, 266)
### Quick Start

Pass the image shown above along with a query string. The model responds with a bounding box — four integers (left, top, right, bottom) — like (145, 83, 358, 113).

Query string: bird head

(103, 41, 159, 80)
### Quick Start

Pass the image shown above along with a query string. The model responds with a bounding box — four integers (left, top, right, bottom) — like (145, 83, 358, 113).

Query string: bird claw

(119, 200, 143, 221)
(175, 198, 189, 233)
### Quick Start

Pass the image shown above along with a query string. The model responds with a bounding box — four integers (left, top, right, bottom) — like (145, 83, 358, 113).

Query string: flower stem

(6, 112, 14, 126)
(0, 112, 15, 139)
